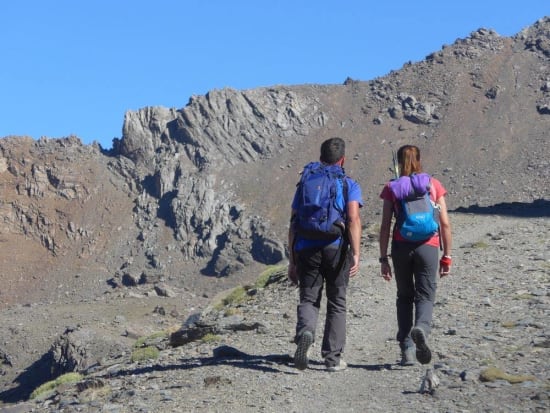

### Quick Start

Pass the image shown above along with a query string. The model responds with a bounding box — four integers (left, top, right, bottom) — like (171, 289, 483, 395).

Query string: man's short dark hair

(320, 137, 345, 164)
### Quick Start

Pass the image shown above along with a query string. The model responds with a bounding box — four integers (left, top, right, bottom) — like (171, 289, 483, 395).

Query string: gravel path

(1, 212, 549, 412)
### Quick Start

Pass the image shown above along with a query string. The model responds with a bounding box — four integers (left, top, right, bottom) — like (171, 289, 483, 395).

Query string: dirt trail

(1, 212, 549, 412)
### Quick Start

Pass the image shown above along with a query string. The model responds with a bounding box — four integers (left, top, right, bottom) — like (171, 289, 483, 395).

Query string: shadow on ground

(103, 345, 399, 382)
(451, 199, 549, 218)
(0, 351, 55, 404)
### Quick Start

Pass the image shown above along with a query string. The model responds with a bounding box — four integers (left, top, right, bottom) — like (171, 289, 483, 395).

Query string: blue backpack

(389, 173, 439, 242)
(294, 162, 347, 240)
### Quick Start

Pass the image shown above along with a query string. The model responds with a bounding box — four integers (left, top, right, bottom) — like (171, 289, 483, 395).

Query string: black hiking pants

(295, 243, 351, 367)
(391, 241, 438, 346)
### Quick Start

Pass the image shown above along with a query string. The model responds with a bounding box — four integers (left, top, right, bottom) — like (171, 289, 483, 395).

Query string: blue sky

(1, 1, 547, 149)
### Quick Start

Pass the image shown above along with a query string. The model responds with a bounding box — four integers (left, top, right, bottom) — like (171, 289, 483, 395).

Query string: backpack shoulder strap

(343, 176, 349, 202)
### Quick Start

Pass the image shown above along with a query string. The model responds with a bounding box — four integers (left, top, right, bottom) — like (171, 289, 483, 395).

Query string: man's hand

(349, 254, 360, 277)
(288, 263, 298, 285)
(381, 262, 392, 281)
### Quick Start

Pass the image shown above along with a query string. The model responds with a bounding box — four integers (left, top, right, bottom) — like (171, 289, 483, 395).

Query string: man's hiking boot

(411, 327, 432, 364)
(294, 331, 313, 370)
(400, 344, 416, 366)
(326, 359, 347, 372)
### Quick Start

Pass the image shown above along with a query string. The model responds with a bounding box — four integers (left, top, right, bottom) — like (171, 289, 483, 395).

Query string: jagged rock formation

(115, 87, 328, 276)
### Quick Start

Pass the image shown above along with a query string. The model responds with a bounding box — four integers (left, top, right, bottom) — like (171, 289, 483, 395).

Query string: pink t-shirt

(379, 177, 447, 247)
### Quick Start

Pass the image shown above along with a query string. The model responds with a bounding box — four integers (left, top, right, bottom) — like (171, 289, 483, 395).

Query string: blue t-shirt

(292, 176, 363, 251)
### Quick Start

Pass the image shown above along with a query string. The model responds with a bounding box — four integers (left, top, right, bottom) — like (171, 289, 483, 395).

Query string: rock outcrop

(115, 87, 329, 274)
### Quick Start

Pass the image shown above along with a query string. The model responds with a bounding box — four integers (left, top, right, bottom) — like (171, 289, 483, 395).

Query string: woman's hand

(381, 262, 392, 281)
(439, 255, 452, 277)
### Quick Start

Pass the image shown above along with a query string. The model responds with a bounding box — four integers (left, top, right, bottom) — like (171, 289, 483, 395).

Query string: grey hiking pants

(391, 241, 439, 346)
(295, 244, 351, 366)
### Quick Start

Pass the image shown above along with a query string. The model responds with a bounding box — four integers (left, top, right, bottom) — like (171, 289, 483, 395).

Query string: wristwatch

(379, 256, 389, 264)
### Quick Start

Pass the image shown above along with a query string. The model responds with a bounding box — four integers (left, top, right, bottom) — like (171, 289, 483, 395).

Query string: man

(288, 137, 363, 372)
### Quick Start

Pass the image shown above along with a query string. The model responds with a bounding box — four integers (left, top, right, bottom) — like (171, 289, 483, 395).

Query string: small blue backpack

(390, 173, 440, 242)
(294, 162, 347, 240)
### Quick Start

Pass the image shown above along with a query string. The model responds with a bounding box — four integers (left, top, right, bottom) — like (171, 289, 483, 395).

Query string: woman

(378, 145, 452, 366)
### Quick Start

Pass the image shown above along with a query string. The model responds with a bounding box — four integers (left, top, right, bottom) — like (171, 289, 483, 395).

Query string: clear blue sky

(1, 1, 547, 149)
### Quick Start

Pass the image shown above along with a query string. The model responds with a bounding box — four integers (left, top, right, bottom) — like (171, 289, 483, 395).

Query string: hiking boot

(326, 359, 347, 372)
(294, 331, 313, 370)
(400, 345, 416, 366)
(411, 327, 432, 364)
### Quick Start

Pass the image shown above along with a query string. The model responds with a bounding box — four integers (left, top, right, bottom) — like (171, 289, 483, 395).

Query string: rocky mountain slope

(0, 16, 548, 410)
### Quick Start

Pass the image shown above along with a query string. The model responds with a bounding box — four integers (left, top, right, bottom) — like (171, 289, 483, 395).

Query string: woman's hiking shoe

(326, 359, 347, 372)
(294, 331, 313, 370)
(411, 327, 432, 364)
(400, 345, 416, 366)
